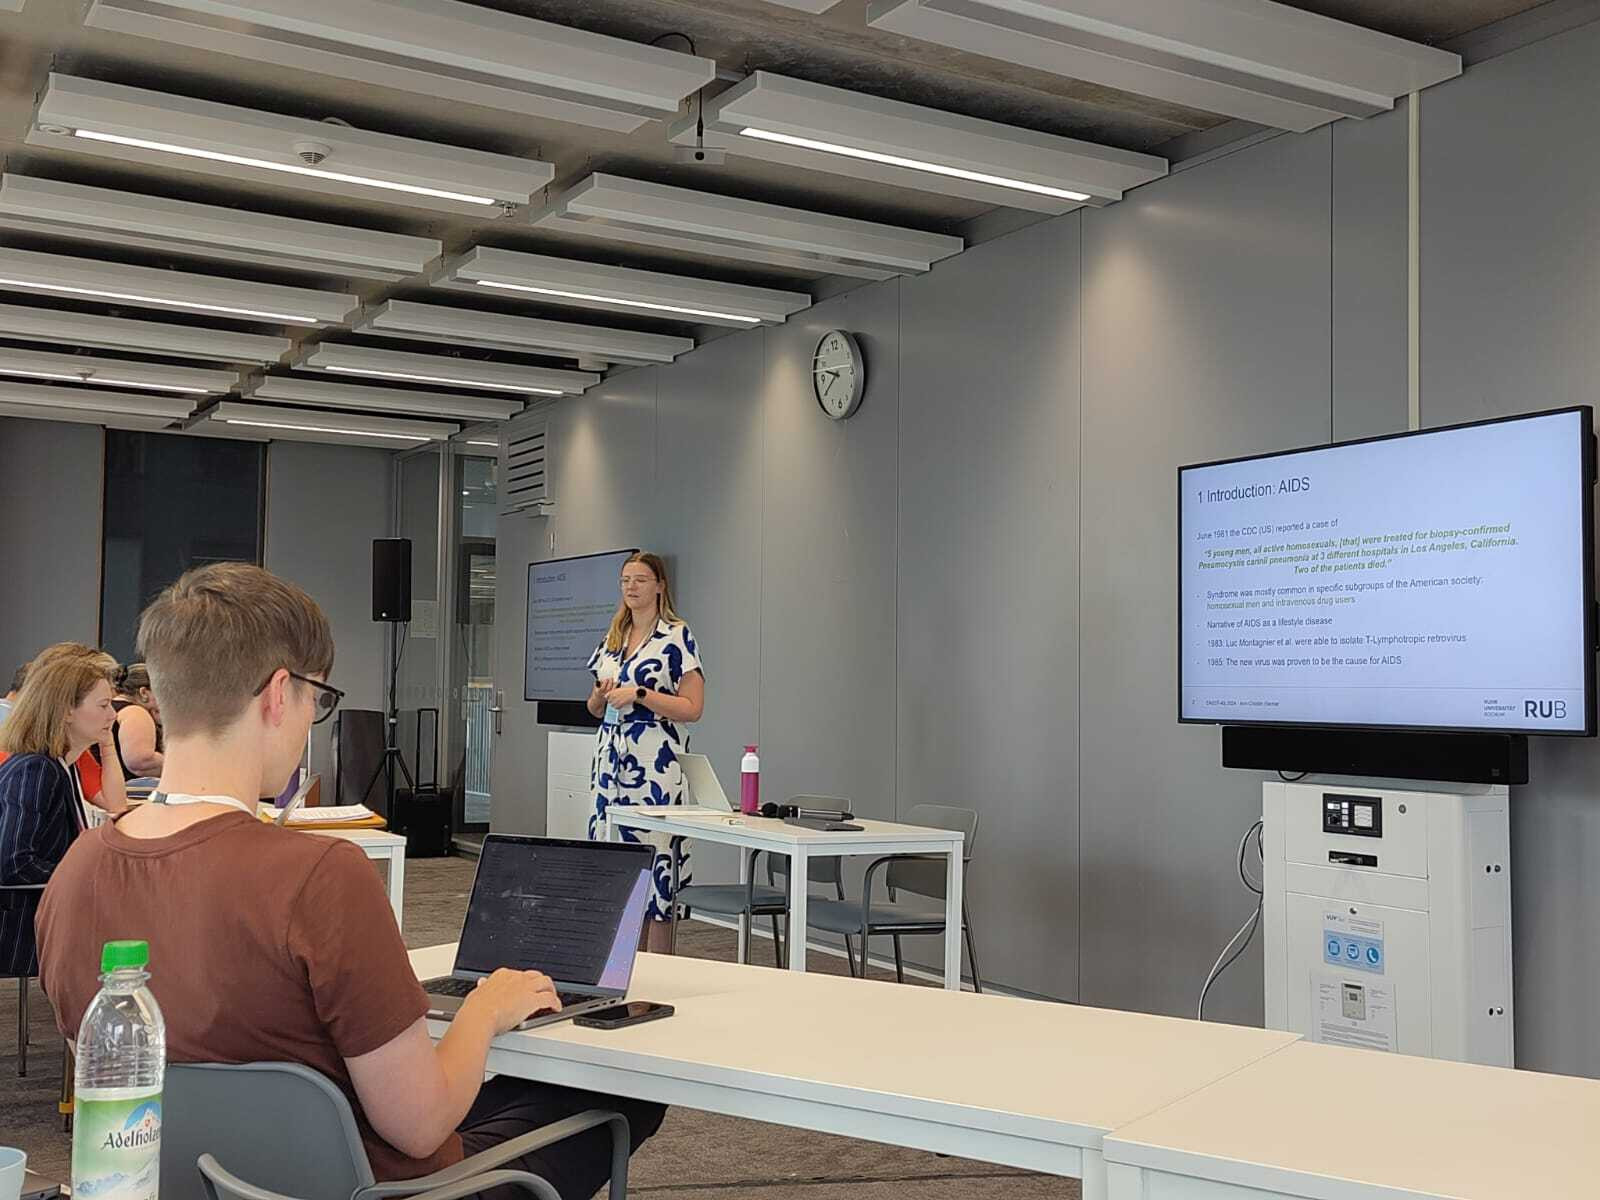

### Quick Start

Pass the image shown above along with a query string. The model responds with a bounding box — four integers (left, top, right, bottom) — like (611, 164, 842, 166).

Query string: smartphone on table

(572, 1001, 674, 1029)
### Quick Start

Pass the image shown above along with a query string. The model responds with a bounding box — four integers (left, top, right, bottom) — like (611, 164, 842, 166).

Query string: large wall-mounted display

(524, 548, 637, 702)
(1180, 407, 1595, 735)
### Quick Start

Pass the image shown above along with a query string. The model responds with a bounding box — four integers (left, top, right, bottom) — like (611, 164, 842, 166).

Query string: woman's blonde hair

(603, 552, 681, 654)
(0, 645, 116, 759)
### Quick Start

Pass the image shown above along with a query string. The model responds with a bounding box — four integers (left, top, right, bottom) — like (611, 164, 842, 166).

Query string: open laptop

(423, 834, 654, 1030)
(680, 752, 733, 812)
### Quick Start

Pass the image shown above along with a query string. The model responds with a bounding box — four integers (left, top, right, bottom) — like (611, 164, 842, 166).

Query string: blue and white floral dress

(587, 618, 702, 921)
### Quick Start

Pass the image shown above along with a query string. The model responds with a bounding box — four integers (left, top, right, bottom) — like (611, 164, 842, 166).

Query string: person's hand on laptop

(468, 968, 563, 1033)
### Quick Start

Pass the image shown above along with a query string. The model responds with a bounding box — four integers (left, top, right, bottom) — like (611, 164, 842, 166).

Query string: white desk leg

(387, 847, 406, 933)
(789, 843, 809, 974)
(943, 842, 963, 991)
(1082, 1150, 1111, 1200)
(736, 849, 751, 964)
(605, 811, 621, 843)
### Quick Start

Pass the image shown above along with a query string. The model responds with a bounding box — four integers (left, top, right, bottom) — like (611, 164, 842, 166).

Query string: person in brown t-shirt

(37, 564, 662, 1199)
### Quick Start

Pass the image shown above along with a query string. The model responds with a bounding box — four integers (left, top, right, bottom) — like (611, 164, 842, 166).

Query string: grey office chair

(199, 1154, 558, 1200)
(163, 1062, 631, 1200)
(805, 804, 983, 991)
(672, 796, 851, 968)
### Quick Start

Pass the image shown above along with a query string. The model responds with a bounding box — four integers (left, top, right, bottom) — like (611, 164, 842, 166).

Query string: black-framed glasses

(254, 669, 345, 724)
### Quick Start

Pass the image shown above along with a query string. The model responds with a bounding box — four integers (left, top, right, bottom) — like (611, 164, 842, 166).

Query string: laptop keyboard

(424, 977, 594, 1008)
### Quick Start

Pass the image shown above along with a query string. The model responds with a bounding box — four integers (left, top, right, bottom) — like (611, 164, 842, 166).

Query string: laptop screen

(454, 836, 653, 993)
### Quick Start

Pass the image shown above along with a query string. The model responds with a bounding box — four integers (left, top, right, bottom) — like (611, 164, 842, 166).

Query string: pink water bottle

(740, 745, 760, 815)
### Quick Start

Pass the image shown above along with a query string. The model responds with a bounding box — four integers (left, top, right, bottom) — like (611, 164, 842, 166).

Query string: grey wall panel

(264, 439, 391, 782)
(1416, 20, 1600, 1076)
(653, 331, 766, 887)
(395, 449, 441, 716)
(0, 418, 103, 674)
(491, 369, 665, 835)
(896, 216, 1082, 999)
(1079, 129, 1334, 1022)
(1333, 103, 1410, 442)
(758, 284, 902, 821)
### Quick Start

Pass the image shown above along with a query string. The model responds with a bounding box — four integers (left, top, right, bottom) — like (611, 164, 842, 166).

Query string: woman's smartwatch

(635, 687, 647, 701)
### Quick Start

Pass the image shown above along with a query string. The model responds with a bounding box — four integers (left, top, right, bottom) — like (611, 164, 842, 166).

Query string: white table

(1104, 1040, 1600, 1200)
(312, 828, 407, 931)
(605, 806, 967, 988)
(411, 944, 1297, 1197)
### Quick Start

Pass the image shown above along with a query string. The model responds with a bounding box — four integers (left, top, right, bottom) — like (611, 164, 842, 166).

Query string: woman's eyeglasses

(254, 669, 345, 724)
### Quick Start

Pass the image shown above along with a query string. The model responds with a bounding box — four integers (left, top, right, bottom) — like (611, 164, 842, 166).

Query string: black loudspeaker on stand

(372, 537, 412, 622)
(368, 538, 415, 828)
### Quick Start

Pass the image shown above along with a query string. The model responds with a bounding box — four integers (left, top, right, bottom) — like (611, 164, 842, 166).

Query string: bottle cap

(745, 745, 757, 752)
(101, 940, 149, 972)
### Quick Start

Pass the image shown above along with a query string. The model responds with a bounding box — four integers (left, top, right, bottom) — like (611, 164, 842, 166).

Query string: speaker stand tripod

(363, 621, 414, 818)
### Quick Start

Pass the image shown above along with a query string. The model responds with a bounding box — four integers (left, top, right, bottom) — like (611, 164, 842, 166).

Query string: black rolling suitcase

(391, 707, 454, 857)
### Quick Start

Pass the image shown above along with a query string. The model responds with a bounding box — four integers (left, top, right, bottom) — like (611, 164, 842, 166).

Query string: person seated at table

(0, 647, 118, 977)
(37, 564, 664, 1199)
(0, 644, 127, 818)
(110, 661, 164, 777)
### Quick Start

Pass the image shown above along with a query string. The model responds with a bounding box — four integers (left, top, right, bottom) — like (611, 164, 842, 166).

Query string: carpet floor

(0, 854, 1076, 1199)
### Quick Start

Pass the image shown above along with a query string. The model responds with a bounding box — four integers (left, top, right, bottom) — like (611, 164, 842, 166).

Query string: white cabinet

(546, 730, 594, 840)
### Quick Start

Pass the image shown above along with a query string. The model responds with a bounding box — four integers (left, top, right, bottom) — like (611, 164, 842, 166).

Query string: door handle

(488, 690, 504, 735)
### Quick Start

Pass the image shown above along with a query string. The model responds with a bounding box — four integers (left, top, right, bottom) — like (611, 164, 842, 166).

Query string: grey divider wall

(0, 418, 103, 674)
(654, 333, 765, 888)
(1416, 18, 1600, 1077)
(758, 283, 902, 822)
(488, 365, 665, 837)
(1078, 128, 1334, 1023)
(1332, 103, 1411, 443)
(264, 439, 392, 783)
(896, 219, 1082, 1000)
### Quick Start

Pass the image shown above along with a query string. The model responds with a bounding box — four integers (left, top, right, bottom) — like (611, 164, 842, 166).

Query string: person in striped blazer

(0, 648, 118, 977)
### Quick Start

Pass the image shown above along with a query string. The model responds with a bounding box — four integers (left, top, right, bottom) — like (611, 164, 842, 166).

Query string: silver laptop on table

(680, 752, 733, 811)
(423, 834, 654, 1030)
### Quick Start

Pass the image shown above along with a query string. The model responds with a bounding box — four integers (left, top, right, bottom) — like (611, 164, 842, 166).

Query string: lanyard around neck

(150, 791, 255, 817)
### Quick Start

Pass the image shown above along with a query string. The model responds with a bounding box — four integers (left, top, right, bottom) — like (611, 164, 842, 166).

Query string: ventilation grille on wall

(500, 409, 552, 517)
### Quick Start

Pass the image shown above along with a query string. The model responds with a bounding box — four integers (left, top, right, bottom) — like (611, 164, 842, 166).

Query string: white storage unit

(546, 730, 594, 840)
(1262, 780, 1513, 1066)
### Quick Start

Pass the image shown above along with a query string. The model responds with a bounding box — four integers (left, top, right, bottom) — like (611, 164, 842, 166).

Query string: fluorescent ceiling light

(299, 345, 597, 396)
(0, 175, 440, 281)
(246, 375, 521, 422)
(0, 302, 290, 362)
(0, 346, 236, 394)
(741, 128, 1088, 201)
(85, 0, 716, 135)
(465, 439, 498, 447)
(31, 75, 551, 214)
(0, 247, 355, 325)
(672, 73, 1164, 213)
(438, 249, 811, 328)
(209, 400, 457, 446)
(0, 381, 196, 420)
(866, 0, 1461, 133)
(528, 173, 962, 280)
(355, 300, 694, 366)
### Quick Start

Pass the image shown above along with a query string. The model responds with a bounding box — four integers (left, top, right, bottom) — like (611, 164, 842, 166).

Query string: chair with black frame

(671, 796, 853, 968)
(166, 1061, 631, 1200)
(804, 804, 984, 991)
(2, 881, 43, 1076)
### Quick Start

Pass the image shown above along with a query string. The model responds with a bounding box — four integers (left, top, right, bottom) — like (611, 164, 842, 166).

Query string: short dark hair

(9, 664, 26, 693)
(137, 563, 335, 738)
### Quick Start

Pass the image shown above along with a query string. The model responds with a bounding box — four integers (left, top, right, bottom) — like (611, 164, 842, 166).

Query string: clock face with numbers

(813, 329, 865, 420)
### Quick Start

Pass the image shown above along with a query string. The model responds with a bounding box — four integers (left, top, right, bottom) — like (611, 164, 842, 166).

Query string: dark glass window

(100, 432, 265, 662)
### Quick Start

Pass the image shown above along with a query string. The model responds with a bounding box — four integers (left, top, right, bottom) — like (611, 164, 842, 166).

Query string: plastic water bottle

(73, 940, 166, 1200)
(740, 745, 760, 815)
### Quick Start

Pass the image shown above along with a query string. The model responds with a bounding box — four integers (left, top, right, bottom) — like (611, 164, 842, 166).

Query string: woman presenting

(585, 552, 704, 953)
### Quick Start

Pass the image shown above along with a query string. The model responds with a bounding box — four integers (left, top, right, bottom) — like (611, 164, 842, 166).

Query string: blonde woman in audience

(0, 648, 119, 975)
